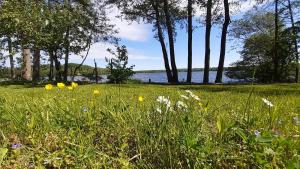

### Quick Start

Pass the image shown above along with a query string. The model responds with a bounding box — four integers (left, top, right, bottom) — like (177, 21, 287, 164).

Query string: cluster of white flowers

(156, 107, 162, 114)
(262, 98, 274, 107)
(185, 90, 200, 101)
(293, 117, 300, 126)
(176, 101, 188, 109)
(44, 157, 62, 165)
(180, 94, 189, 100)
(264, 148, 275, 155)
(157, 96, 171, 108)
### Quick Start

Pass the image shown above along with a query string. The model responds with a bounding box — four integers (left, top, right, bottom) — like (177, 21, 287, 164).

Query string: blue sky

(68, 0, 298, 71)
(68, 0, 261, 71)
(69, 19, 242, 71)
(124, 25, 241, 70)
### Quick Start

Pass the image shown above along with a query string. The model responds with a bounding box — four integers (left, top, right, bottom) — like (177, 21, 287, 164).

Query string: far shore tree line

(0, 0, 299, 84)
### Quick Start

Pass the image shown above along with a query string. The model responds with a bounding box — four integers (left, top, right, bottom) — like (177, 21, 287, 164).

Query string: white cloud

(127, 46, 160, 60)
(190, 0, 269, 17)
(238, 0, 259, 12)
(69, 42, 159, 65)
(116, 21, 152, 42)
(230, 0, 270, 14)
(107, 7, 152, 42)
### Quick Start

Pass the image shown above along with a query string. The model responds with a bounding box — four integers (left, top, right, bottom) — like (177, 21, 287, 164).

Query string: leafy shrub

(106, 45, 135, 84)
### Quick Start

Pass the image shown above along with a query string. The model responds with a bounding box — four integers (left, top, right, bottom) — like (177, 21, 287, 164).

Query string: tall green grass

(0, 84, 299, 168)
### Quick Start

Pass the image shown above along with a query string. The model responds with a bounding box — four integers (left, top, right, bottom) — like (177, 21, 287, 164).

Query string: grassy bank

(0, 84, 299, 168)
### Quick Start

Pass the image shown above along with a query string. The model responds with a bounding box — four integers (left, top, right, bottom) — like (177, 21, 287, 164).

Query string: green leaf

(118, 158, 129, 167)
(28, 115, 35, 129)
(0, 148, 8, 165)
(256, 136, 273, 143)
(83, 147, 95, 159)
(234, 127, 248, 143)
(216, 116, 222, 133)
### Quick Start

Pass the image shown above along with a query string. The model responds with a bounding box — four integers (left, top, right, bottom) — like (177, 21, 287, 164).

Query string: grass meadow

(0, 83, 299, 168)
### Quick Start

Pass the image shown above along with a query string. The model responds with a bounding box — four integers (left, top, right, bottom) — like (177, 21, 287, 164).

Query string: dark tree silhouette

(187, 0, 193, 83)
(287, 0, 299, 82)
(203, 0, 212, 84)
(163, 0, 178, 83)
(151, 0, 173, 82)
(215, 0, 230, 83)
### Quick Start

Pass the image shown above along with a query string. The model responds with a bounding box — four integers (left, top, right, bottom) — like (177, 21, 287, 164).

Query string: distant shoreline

(135, 67, 232, 73)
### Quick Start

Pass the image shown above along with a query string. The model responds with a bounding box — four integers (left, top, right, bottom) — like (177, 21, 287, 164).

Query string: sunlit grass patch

(0, 84, 299, 168)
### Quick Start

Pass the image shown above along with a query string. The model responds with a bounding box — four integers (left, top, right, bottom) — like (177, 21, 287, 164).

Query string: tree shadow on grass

(0, 80, 142, 90)
(0, 80, 98, 89)
(0, 81, 36, 89)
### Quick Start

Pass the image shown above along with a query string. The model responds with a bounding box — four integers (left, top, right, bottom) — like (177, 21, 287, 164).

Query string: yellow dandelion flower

(45, 84, 53, 90)
(71, 82, 78, 88)
(67, 86, 73, 90)
(138, 96, 144, 102)
(93, 90, 100, 95)
(57, 83, 65, 89)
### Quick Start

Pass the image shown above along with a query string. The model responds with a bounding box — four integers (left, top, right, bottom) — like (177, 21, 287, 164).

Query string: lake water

(38, 71, 240, 83)
(131, 71, 240, 83)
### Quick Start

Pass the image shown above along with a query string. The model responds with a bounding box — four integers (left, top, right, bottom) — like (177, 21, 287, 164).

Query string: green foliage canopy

(106, 45, 135, 83)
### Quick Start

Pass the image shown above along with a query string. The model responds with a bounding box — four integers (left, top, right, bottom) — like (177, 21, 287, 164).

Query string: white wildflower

(185, 90, 200, 101)
(82, 107, 88, 113)
(277, 119, 283, 125)
(180, 95, 189, 100)
(156, 96, 171, 108)
(157, 96, 165, 103)
(190, 94, 200, 101)
(262, 98, 274, 107)
(185, 90, 193, 94)
(165, 101, 171, 108)
(176, 101, 188, 109)
(44, 159, 50, 165)
(293, 117, 300, 126)
(264, 148, 275, 155)
(272, 130, 281, 137)
(254, 130, 261, 136)
(156, 107, 162, 114)
(45, 19, 49, 26)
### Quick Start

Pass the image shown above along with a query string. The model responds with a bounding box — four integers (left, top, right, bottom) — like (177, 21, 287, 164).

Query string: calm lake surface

(131, 71, 240, 83)
(62, 71, 240, 83)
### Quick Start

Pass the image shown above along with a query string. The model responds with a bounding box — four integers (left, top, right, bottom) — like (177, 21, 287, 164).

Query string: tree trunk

(151, 0, 173, 83)
(163, 0, 178, 83)
(94, 59, 99, 83)
(64, 28, 70, 82)
(63, 0, 70, 82)
(203, 0, 212, 84)
(32, 49, 40, 83)
(8, 37, 15, 79)
(49, 51, 54, 82)
(22, 48, 32, 81)
(71, 40, 91, 81)
(215, 0, 230, 83)
(54, 52, 62, 82)
(287, 0, 299, 83)
(187, 0, 193, 83)
(273, 0, 279, 82)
